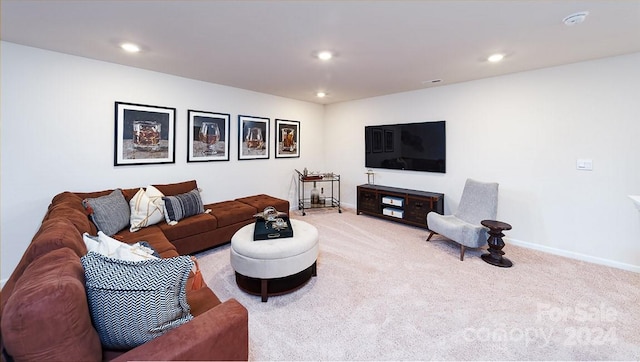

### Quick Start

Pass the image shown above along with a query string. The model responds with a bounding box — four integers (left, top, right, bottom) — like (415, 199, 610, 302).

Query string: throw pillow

(83, 232, 158, 261)
(82, 189, 130, 236)
(129, 186, 165, 232)
(162, 188, 204, 225)
(81, 252, 194, 350)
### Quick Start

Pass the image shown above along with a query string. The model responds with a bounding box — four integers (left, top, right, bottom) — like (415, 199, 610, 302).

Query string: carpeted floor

(196, 208, 640, 361)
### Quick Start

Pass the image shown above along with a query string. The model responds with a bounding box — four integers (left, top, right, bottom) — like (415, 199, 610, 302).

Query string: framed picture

(114, 102, 175, 166)
(187, 110, 230, 162)
(384, 130, 394, 152)
(275, 119, 300, 158)
(372, 128, 383, 153)
(238, 115, 270, 160)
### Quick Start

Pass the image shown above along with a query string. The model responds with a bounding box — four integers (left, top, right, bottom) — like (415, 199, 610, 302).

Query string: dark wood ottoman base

(234, 262, 317, 302)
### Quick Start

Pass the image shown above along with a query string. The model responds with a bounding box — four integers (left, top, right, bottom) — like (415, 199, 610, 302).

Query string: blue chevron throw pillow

(81, 252, 194, 349)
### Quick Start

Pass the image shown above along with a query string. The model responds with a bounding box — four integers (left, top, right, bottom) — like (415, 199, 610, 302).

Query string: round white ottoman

(230, 219, 319, 302)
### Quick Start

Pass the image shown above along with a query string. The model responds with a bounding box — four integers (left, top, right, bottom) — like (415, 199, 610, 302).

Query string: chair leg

(426, 231, 436, 241)
(460, 245, 466, 261)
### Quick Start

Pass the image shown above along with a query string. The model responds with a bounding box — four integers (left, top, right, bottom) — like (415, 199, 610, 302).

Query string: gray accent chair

(426, 178, 499, 261)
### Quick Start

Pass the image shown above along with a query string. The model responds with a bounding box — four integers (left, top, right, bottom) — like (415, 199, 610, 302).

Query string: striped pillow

(162, 188, 204, 225)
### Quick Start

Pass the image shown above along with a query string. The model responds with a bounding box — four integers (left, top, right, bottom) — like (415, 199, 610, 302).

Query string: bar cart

(295, 169, 341, 215)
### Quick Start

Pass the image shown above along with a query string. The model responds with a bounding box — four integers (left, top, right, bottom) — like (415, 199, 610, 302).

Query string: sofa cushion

(51, 191, 84, 206)
(72, 188, 139, 202)
(186, 286, 222, 317)
(83, 189, 131, 236)
(115, 226, 179, 258)
(157, 213, 217, 241)
(81, 252, 194, 350)
(129, 186, 165, 232)
(45, 203, 97, 235)
(1, 248, 102, 362)
(152, 180, 198, 197)
(83, 232, 159, 261)
(0, 218, 89, 313)
(235, 194, 290, 215)
(49, 194, 86, 215)
(206, 200, 257, 228)
(163, 189, 205, 224)
(30, 218, 88, 260)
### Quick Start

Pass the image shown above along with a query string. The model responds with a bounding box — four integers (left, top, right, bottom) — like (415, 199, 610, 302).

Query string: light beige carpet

(196, 208, 640, 361)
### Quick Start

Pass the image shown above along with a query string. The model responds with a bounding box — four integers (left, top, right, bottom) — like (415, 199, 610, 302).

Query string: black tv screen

(365, 121, 446, 173)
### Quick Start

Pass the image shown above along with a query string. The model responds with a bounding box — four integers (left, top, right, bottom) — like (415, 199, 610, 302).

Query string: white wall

(1, 42, 325, 281)
(325, 52, 640, 271)
(2, 42, 639, 282)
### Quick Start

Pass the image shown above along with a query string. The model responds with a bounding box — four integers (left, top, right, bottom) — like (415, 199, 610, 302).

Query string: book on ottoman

(254, 217, 294, 240)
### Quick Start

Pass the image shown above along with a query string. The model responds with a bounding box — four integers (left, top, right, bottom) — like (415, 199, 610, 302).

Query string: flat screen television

(365, 121, 446, 173)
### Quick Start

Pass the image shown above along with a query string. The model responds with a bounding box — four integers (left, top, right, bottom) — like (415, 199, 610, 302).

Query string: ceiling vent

(563, 11, 589, 26)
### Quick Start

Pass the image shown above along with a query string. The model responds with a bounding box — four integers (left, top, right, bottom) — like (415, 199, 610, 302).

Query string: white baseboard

(349, 203, 639, 273)
(507, 237, 640, 273)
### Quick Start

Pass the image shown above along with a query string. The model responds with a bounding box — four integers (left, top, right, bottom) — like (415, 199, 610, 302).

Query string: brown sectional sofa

(0, 180, 289, 361)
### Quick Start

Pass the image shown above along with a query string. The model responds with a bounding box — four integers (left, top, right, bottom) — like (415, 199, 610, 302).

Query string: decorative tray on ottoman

(253, 217, 293, 240)
(253, 206, 293, 240)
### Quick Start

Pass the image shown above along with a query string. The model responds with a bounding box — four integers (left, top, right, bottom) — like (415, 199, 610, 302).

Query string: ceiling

(2, 1, 639, 105)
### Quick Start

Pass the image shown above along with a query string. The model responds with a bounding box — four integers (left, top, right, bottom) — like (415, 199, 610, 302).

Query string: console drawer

(383, 207, 403, 218)
(382, 196, 404, 207)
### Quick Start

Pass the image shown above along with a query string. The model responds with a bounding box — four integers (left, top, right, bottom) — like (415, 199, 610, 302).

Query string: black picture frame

(238, 115, 270, 160)
(187, 110, 230, 162)
(275, 119, 300, 158)
(114, 101, 176, 166)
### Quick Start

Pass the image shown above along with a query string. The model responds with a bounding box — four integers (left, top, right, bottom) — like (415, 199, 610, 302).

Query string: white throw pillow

(83, 232, 158, 262)
(129, 186, 165, 232)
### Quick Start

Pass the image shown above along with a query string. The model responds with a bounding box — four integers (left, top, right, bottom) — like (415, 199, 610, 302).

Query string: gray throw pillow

(162, 188, 204, 224)
(80, 251, 194, 349)
(83, 189, 130, 236)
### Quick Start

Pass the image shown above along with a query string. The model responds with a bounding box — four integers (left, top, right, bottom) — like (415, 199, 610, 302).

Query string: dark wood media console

(357, 184, 444, 229)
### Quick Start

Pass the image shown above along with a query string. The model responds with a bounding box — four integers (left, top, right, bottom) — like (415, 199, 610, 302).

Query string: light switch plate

(576, 159, 593, 171)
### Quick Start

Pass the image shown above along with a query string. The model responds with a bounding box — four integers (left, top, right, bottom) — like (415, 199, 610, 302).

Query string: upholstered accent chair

(426, 178, 499, 261)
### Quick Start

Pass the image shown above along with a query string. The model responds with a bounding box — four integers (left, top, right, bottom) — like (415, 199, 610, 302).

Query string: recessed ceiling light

(317, 51, 333, 61)
(563, 11, 589, 26)
(316, 92, 327, 98)
(487, 53, 504, 63)
(120, 43, 141, 53)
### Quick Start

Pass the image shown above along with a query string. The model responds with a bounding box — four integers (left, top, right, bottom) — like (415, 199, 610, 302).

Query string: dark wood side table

(480, 220, 513, 268)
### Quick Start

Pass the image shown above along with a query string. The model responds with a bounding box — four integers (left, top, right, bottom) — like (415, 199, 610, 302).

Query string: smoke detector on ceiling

(563, 11, 589, 26)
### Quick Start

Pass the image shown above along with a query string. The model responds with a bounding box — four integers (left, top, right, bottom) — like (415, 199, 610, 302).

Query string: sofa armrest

(112, 299, 248, 361)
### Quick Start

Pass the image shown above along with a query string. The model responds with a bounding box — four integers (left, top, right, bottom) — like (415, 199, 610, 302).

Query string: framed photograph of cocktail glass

(187, 110, 230, 162)
(114, 102, 176, 166)
(238, 115, 270, 160)
(275, 119, 300, 158)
